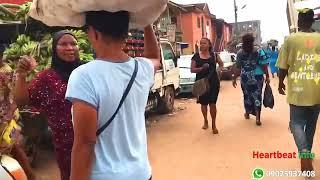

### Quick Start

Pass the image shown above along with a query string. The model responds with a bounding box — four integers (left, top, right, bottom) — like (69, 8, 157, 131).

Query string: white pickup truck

(145, 38, 180, 114)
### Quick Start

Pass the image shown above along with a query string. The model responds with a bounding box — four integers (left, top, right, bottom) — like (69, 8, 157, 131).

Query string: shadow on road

(176, 93, 194, 99)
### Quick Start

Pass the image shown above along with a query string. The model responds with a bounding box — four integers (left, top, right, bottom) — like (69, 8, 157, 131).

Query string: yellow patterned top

(0, 63, 16, 123)
(277, 32, 320, 106)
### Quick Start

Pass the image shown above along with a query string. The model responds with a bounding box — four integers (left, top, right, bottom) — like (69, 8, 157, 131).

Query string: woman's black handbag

(263, 83, 274, 109)
(192, 78, 209, 97)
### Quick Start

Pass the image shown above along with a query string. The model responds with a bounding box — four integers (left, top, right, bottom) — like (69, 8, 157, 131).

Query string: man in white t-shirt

(65, 11, 160, 180)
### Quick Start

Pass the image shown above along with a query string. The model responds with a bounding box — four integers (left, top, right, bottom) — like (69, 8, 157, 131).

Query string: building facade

(231, 20, 262, 45)
(155, 1, 186, 43)
(155, 2, 216, 55)
(179, 3, 213, 54)
(213, 18, 233, 52)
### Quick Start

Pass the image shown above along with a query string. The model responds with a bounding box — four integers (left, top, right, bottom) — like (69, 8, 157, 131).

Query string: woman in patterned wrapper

(232, 33, 270, 126)
(14, 30, 84, 180)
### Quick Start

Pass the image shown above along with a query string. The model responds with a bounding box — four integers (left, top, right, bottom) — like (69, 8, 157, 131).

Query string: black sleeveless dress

(192, 53, 220, 105)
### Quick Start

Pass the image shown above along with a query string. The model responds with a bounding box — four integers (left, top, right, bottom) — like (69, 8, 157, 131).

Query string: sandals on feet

(244, 113, 250, 119)
(202, 122, 209, 130)
(256, 120, 262, 126)
(212, 128, 219, 134)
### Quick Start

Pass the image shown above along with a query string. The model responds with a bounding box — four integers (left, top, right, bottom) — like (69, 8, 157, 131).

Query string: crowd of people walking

(191, 8, 319, 174)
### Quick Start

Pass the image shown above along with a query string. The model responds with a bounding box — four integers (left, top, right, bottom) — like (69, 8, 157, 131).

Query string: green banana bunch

(0, 2, 31, 21)
(15, 2, 31, 21)
(4, 34, 49, 81)
(3, 35, 39, 60)
(0, 4, 15, 20)
(80, 51, 94, 62)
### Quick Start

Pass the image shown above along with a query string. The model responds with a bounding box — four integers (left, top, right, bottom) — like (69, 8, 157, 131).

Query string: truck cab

(147, 38, 180, 113)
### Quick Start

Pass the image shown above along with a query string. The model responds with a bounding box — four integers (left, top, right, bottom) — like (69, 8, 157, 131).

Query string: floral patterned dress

(236, 49, 267, 115)
(0, 63, 15, 123)
(0, 63, 19, 151)
(28, 69, 73, 180)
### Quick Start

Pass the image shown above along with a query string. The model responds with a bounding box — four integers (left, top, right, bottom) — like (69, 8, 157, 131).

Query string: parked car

(218, 51, 237, 80)
(177, 55, 196, 94)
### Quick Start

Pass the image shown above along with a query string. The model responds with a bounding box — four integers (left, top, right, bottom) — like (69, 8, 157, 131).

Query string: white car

(177, 55, 196, 94)
(218, 51, 237, 80)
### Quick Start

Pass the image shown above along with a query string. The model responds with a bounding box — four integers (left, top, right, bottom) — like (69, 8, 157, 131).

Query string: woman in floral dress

(14, 30, 84, 180)
(232, 33, 270, 126)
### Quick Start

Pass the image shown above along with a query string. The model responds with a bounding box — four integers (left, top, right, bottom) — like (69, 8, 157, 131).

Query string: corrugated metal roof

(192, 3, 207, 10)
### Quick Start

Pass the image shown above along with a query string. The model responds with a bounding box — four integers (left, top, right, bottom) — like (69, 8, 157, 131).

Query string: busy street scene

(0, 0, 319, 179)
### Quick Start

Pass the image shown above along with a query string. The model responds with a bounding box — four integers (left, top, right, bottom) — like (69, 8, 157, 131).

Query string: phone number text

(266, 170, 315, 177)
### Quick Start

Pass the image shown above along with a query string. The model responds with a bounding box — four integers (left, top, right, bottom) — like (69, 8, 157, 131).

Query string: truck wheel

(158, 86, 175, 114)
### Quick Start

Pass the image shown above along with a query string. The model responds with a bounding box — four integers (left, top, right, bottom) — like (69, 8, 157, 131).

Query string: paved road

(34, 80, 320, 180)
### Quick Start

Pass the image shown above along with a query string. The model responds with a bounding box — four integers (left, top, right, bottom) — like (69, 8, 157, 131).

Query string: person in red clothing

(14, 30, 84, 180)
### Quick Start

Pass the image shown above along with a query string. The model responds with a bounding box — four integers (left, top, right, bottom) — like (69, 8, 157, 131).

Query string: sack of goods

(29, 0, 168, 28)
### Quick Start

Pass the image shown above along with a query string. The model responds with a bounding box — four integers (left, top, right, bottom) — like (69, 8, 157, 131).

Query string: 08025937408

(265, 170, 316, 178)
(252, 168, 316, 179)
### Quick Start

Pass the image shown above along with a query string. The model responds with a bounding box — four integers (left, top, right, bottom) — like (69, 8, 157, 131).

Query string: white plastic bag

(29, 0, 168, 28)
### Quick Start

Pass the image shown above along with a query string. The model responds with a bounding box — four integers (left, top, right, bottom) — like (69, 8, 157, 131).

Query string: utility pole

(234, 0, 238, 37)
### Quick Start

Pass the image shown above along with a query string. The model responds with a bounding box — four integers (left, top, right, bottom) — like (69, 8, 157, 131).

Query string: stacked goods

(29, 0, 168, 28)
(124, 29, 145, 57)
(0, 2, 31, 21)
(0, 2, 93, 80)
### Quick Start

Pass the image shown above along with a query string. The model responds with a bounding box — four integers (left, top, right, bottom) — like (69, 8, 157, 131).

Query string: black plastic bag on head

(263, 84, 274, 108)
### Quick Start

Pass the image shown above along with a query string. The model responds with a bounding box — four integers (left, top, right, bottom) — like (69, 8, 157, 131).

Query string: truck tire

(157, 86, 175, 114)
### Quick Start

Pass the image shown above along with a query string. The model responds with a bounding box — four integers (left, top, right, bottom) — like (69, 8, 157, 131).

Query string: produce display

(0, 2, 93, 81)
(0, 2, 31, 21)
(3, 30, 93, 81)
(124, 29, 145, 57)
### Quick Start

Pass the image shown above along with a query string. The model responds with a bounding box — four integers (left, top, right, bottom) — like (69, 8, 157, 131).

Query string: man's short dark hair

(298, 8, 315, 28)
(86, 11, 130, 40)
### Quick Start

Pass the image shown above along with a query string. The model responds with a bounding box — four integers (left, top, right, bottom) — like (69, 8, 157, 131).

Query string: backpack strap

(96, 60, 138, 136)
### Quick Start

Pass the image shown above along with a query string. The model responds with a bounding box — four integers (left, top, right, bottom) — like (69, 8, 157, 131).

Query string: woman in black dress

(191, 38, 223, 134)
